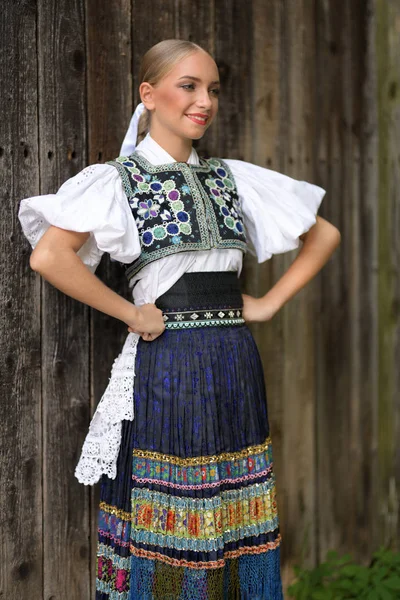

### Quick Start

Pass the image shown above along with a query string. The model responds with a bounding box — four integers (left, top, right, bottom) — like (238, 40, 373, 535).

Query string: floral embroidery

(115, 569, 128, 592)
(166, 509, 176, 532)
(96, 438, 281, 582)
(128, 477, 279, 550)
(204, 158, 245, 235)
(137, 198, 160, 219)
(188, 513, 201, 537)
(137, 503, 153, 527)
(106, 153, 248, 279)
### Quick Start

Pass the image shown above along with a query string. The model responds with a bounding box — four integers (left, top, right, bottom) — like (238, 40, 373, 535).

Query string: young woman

(19, 39, 340, 599)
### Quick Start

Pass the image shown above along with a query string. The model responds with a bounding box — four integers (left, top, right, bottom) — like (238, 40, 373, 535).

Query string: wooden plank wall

(1, 0, 399, 598)
(0, 2, 43, 598)
(376, 0, 400, 549)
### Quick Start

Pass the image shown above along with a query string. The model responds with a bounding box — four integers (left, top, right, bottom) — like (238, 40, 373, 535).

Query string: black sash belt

(155, 271, 245, 329)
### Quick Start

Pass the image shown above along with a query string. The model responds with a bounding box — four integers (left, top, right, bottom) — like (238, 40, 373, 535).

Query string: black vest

(106, 151, 248, 280)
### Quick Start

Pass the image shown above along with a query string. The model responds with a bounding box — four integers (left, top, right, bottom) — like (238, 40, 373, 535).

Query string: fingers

(141, 332, 156, 342)
(127, 327, 165, 340)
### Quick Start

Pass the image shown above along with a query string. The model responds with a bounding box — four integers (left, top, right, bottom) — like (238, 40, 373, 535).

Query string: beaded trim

(129, 536, 282, 570)
(132, 436, 272, 466)
(162, 306, 245, 329)
(164, 318, 245, 329)
(97, 435, 281, 576)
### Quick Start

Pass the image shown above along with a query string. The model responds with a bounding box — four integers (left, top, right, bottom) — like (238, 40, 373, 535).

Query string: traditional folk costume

(18, 103, 326, 599)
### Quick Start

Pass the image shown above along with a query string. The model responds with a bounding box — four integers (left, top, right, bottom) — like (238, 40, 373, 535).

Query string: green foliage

(287, 547, 400, 600)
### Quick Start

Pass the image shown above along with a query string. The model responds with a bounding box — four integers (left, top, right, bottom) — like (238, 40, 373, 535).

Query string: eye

(181, 84, 220, 96)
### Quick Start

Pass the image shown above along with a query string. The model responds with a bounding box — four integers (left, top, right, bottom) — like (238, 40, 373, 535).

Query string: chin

(186, 125, 209, 140)
(191, 131, 207, 140)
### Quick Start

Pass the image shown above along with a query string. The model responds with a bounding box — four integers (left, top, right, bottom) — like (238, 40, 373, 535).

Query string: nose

(195, 88, 213, 110)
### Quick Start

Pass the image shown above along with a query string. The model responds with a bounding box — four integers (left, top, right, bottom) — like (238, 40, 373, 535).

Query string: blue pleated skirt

(95, 272, 283, 599)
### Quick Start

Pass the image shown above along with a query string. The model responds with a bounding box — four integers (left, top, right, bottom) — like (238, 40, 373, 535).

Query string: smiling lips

(186, 113, 209, 126)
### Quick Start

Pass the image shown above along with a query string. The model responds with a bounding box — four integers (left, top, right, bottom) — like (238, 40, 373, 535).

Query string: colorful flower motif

(138, 199, 160, 219)
(163, 179, 176, 192)
(215, 509, 222, 534)
(170, 199, 184, 212)
(229, 503, 238, 527)
(132, 173, 144, 182)
(224, 216, 235, 229)
(97, 556, 103, 580)
(153, 225, 167, 240)
(236, 501, 243, 524)
(137, 181, 150, 192)
(166, 510, 176, 532)
(115, 569, 128, 592)
(149, 181, 163, 192)
(159, 507, 167, 531)
(142, 231, 153, 246)
(208, 158, 221, 167)
(178, 222, 192, 235)
(176, 210, 189, 222)
(188, 513, 201, 537)
(249, 497, 258, 521)
(106, 558, 113, 578)
(166, 223, 180, 235)
(137, 504, 153, 527)
(168, 189, 180, 201)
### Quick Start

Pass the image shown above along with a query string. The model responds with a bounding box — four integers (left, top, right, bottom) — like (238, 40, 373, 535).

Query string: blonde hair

(136, 39, 210, 145)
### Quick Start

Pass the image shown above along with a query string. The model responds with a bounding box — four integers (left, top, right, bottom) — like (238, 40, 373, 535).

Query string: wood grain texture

(376, 0, 400, 550)
(85, 0, 133, 588)
(131, 0, 177, 110)
(277, 0, 319, 582)
(248, 0, 287, 584)
(314, 0, 382, 565)
(37, 0, 91, 598)
(0, 2, 43, 598)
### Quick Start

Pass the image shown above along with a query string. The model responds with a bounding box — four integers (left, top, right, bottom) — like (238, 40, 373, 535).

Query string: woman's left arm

(242, 216, 341, 323)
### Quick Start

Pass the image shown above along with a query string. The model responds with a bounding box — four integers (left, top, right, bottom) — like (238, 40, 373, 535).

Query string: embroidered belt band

(162, 307, 244, 328)
(155, 271, 245, 329)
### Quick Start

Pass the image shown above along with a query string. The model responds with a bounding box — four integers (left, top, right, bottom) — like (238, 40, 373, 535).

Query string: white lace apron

(74, 332, 140, 485)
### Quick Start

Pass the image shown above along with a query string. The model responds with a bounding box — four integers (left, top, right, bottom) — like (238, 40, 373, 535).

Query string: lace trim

(74, 332, 140, 485)
(18, 211, 46, 246)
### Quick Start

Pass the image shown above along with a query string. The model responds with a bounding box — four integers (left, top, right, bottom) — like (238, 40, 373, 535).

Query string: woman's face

(141, 50, 220, 140)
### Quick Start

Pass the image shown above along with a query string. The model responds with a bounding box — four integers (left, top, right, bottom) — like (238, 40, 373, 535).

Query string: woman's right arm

(30, 224, 165, 339)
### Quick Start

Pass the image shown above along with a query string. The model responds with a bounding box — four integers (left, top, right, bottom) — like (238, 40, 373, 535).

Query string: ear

(139, 82, 155, 111)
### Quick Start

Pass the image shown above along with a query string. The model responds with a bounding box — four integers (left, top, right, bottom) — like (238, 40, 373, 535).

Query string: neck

(148, 125, 193, 163)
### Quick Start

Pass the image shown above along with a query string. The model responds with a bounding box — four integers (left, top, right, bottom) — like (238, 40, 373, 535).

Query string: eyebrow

(178, 75, 220, 85)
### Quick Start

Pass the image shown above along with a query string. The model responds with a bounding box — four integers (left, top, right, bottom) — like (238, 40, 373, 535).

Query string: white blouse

(18, 132, 326, 485)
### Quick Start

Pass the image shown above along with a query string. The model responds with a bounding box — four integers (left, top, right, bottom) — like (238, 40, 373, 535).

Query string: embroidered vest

(106, 151, 248, 280)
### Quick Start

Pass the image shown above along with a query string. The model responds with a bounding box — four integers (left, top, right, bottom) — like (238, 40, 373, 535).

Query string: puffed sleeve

(18, 163, 141, 273)
(223, 158, 326, 262)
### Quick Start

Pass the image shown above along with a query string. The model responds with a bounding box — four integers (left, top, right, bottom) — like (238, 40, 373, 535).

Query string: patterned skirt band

(155, 271, 245, 329)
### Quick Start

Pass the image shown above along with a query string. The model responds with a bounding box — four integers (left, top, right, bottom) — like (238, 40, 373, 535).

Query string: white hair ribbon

(119, 102, 146, 156)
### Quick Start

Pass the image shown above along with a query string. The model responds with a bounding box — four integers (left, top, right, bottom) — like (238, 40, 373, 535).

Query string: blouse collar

(134, 132, 201, 166)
